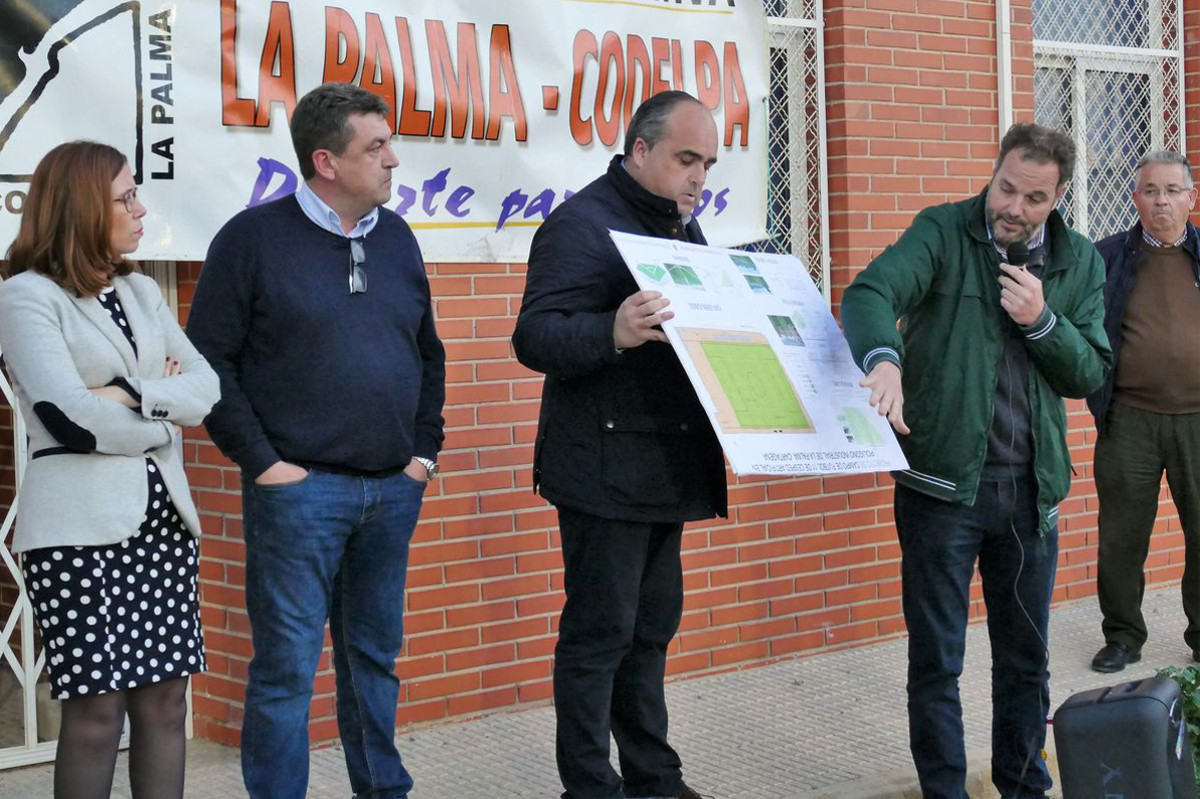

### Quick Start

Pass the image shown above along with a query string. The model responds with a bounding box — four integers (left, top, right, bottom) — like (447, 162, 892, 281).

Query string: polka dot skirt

(23, 461, 206, 699)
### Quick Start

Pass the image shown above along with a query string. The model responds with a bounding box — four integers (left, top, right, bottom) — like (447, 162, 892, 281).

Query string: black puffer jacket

(512, 156, 727, 523)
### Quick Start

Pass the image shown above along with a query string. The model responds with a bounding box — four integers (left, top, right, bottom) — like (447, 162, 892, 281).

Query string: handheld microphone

(1005, 242, 1030, 269)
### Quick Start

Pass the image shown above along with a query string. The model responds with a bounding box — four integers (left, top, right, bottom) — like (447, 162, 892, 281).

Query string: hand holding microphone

(998, 242, 1045, 327)
(1005, 242, 1030, 269)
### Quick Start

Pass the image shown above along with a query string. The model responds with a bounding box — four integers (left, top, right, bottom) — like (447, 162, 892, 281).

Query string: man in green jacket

(841, 122, 1112, 799)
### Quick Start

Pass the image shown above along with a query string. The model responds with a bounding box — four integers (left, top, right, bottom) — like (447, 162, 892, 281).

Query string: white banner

(612, 231, 909, 476)
(0, 0, 769, 262)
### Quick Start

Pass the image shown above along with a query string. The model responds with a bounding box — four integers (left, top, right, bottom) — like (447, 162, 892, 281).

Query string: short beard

(986, 208, 1036, 246)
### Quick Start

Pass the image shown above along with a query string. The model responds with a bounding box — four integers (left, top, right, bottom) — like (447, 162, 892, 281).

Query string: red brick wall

(5, 0, 1197, 740)
(0, 399, 18, 654)
(826, 0, 1041, 626)
(1187, 0, 1200, 175)
(164, 1, 1200, 745)
(183, 250, 904, 745)
(0, 1, 1187, 749)
(1, 339, 26, 662)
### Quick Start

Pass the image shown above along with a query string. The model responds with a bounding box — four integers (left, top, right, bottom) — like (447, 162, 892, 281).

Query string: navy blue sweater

(187, 195, 445, 479)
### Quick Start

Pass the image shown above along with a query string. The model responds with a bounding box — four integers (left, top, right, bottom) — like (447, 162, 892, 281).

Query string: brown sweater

(1113, 240, 1200, 413)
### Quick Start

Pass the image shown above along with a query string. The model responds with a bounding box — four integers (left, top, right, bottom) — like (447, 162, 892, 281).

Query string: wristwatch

(413, 456, 439, 479)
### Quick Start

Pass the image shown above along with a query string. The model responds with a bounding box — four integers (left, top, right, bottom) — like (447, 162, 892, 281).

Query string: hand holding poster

(610, 231, 908, 476)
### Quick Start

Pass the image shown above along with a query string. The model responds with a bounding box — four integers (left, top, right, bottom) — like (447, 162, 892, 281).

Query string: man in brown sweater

(1088, 150, 1200, 672)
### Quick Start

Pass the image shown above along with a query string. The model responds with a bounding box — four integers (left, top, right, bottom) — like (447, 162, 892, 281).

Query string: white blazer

(0, 270, 219, 553)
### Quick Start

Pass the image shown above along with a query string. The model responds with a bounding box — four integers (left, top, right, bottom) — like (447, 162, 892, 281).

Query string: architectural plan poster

(611, 231, 909, 477)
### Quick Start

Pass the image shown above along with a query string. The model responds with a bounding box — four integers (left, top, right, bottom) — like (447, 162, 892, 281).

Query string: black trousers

(553, 506, 686, 799)
(1096, 402, 1200, 651)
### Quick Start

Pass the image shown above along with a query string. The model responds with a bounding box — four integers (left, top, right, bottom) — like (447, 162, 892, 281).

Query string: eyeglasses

(113, 188, 138, 214)
(349, 238, 367, 295)
(1138, 186, 1192, 200)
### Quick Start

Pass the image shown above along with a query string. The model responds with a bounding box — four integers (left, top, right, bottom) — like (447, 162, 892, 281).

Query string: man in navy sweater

(187, 83, 445, 799)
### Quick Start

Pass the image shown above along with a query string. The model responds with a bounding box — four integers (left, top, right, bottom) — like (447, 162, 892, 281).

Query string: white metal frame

(1032, 0, 1185, 239)
(997, 0, 1016, 134)
(765, 10, 830, 298)
(0, 349, 55, 769)
(143, 261, 179, 314)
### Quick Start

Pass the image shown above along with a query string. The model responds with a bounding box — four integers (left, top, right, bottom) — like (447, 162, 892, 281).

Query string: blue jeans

(240, 468, 425, 799)
(895, 474, 1057, 799)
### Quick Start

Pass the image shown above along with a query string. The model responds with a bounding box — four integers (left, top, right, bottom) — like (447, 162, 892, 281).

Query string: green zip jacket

(840, 190, 1112, 533)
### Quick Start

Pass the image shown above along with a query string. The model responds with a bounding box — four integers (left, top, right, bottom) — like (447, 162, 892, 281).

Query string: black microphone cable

(1002, 240, 1053, 793)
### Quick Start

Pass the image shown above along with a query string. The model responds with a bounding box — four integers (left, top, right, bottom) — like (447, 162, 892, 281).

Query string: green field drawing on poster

(698, 341, 811, 429)
(839, 407, 885, 445)
(666, 263, 703, 287)
(637, 263, 668, 282)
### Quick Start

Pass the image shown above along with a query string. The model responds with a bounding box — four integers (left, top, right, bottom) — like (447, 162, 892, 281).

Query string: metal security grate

(0, 357, 58, 769)
(744, 1, 829, 297)
(1033, 0, 1177, 50)
(1033, 0, 1183, 241)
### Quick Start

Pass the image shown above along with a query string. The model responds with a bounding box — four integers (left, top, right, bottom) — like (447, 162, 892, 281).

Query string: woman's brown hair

(3, 141, 136, 295)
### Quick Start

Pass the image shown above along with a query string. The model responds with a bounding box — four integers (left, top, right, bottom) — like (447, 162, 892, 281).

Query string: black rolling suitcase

(1053, 676, 1199, 799)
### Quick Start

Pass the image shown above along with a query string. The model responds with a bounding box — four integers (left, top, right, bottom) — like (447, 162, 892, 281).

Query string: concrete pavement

(0, 586, 1193, 798)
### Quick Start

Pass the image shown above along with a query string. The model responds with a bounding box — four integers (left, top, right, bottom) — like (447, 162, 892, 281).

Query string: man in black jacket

(1087, 150, 1200, 673)
(512, 91, 726, 799)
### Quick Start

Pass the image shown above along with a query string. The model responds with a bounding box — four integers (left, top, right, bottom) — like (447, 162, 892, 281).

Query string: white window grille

(1033, 0, 1184, 240)
(745, 0, 829, 297)
(0, 357, 56, 768)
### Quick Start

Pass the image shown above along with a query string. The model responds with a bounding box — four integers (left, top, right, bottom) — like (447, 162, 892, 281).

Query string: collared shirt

(295, 182, 379, 238)
(1142, 228, 1188, 248)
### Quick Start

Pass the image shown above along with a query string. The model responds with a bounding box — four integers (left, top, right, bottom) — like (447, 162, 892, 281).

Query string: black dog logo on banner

(0, 0, 143, 181)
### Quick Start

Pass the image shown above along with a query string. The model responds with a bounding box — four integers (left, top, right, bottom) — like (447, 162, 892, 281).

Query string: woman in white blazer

(0, 142, 219, 799)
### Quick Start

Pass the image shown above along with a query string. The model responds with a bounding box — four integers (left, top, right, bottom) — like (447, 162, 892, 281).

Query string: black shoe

(674, 787, 714, 799)
(1091, 642, 1141, 673)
